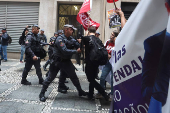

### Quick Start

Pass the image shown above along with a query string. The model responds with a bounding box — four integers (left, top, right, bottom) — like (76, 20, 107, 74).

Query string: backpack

(19, 36, 22, 45)
(8, 35, 12, 44)
(89, 36, 108, 65)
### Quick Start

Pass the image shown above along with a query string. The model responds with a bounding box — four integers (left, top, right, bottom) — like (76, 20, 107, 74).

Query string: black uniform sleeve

(22, 28, 27, 37)
(25, 35, 35, 58)
(39, 41, 49, 46)
(55, 36, 77, 55)
(72, 38, 80, 49)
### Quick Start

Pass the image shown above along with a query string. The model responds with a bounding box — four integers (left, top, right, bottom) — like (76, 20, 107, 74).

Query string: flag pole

(113, 1, 117, 9)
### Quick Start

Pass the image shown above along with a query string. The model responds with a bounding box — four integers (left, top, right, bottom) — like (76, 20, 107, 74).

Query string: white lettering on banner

(79, 13, 96, 28)
(119, 109, 123, 113)
(114, 90, 121, 102)
(115, 45, 126, 63)
(113, 103, 149, 113)
(129, 104, 138, 113)
(82, 0, 90, 8)
(113, 56, 143, 83)
(137, 105, 148, 113)
(145, 103, 149, 109)
(124, 108, 130, 113)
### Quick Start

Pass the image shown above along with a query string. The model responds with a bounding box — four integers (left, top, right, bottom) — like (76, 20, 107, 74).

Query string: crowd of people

(0, 8, 126, 103)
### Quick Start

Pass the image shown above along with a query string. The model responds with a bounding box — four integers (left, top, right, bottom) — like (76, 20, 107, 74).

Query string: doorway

(58, 4, 82, 38)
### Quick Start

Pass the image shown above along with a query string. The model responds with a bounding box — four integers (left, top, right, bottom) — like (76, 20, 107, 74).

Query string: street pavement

(0, 59, 112, 113)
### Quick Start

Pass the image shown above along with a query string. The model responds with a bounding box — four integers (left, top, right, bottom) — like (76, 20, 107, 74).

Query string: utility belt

(50, 56, 70, 64)
(55, 57, 70, 62)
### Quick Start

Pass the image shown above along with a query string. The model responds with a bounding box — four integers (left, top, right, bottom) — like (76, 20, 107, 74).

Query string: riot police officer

(43, 32, 58, 71)
(21, 25, 49, 85)
(39, 24, 87, 102)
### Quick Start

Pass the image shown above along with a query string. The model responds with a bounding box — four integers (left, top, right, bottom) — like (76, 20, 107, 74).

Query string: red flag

(77, 12, 100, 30)
(107, 0, 118, 3)
(77, 0, 100, 30)
(78, 0, 92, 14)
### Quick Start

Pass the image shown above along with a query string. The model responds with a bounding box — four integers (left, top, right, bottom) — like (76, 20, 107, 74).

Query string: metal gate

(0, 2, 39, 52)
(121, 2, 138, 19)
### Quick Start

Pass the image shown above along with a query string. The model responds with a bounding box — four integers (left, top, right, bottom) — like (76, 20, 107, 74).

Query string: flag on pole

(107, 0, 119, 3)
(109, 0, 170, 112)
(77, 0, 100, 30)
(78, 0, 92, 14)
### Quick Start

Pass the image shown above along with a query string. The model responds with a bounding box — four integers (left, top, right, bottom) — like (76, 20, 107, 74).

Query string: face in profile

(54, 34, 58, 37)
(110, 32, 115, 42)
(32, 27, 39, 34)
(41, 31, 44, 34)
(66, 28, 73, 36)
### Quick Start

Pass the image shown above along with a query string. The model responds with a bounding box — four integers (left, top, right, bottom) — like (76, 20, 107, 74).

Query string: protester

(115, 8, 127, 29)
(95, 32, 100, 38)
(19, 26, 29, 63)
(39, 24, 87, 102)
(1, 28, 9, 62)
(94, 31, 101, 80)
(96, 31, 118, 101)
(79, 26, 110, 101)
(0, 34, 3, 60)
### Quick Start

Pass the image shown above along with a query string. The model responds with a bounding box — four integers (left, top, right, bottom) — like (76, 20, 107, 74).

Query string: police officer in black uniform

(39, 24, 87, 102)
(21, 25, 49, 85)
(43, 32, 58, 71)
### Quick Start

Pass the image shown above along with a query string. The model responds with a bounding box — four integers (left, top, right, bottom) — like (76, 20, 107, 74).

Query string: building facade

(0, 0, 140, 59)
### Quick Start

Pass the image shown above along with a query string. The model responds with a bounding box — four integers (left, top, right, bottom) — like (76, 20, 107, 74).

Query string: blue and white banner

(110, 0, 170, 112)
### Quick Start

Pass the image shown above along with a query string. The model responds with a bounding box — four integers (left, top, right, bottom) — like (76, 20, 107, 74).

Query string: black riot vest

(30, 34, 46, 59)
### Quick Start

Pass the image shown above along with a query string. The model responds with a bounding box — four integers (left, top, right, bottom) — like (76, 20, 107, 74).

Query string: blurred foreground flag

(76, 0, 100, 30)
(107, 0, 119, 3)
(109, 0, 170, 113)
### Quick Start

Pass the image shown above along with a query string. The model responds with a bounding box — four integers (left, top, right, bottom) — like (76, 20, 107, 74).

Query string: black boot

(39, 78, 44, 85)
(61, 84, 69, 90)
(76, 85, 88, 97)
(39, 88, 47, 102)
(46, 71, 49, 77)
(78, 90, 88, 97)
(58, 87, 67, 93)
(58, 84, 67, 93)
(21, 79, 31, 85)
(103, 93, 109, 101)
(87, 94, 95, 100)
(43, 65, 47, 71)
(64, 80, 69, 83)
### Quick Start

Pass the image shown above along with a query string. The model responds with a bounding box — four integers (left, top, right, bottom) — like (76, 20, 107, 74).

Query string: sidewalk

(0, 59, 111, 113)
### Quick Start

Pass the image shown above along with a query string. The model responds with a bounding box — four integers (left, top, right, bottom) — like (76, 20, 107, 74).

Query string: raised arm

(115, 9, 127, 29)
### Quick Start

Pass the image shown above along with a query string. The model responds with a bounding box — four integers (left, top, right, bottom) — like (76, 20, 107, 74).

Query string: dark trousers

(22, 58, 43, 81)
(44, 59, 50, 68)
(43, 60, 82, 91)
(85, 61, 106, 97)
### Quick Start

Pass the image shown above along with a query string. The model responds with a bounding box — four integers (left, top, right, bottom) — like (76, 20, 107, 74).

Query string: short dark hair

(112, 31, 119, 37)
(88, 26, 96, 33)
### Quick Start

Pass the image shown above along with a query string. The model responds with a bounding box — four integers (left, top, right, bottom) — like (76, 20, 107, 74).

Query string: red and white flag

(107, 0, 119, 3)
(77, 0, 100, 30)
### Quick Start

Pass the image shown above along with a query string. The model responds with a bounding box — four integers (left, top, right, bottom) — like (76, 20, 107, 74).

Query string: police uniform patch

(52, 41, 54, 44)
(25, 40, 29, 44)
(60, 42, 64, 46)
